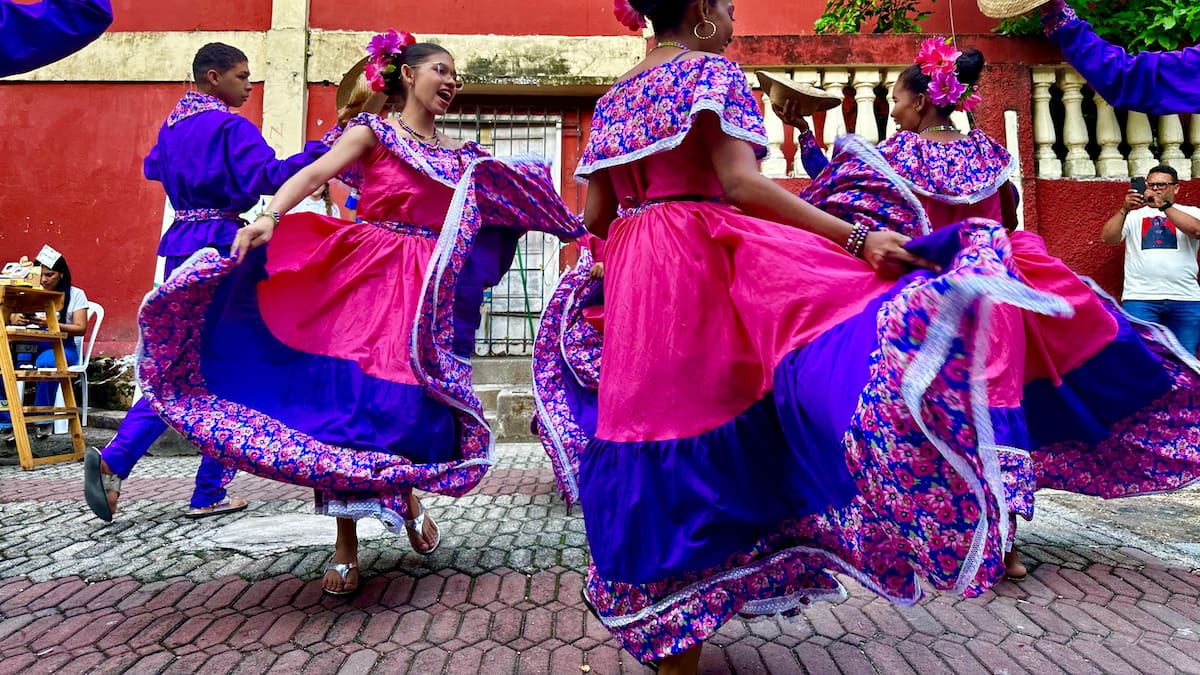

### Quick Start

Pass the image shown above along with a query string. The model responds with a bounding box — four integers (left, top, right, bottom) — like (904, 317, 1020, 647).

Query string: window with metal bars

(437, 100, 592, 356)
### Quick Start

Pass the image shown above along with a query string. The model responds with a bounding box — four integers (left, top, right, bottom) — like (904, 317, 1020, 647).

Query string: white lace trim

(316, 499, 408, 534)
(877, 130, 1018, 206)
(901, 156, 1018, 207)
(597, 542, 925, 629)
(739, 586, 849, 617)
(411, 153, 556, 473)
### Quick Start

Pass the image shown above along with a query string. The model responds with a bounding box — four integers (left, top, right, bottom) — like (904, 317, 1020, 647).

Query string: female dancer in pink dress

(136, 31, 583, 596)
(535, 1, 1076, 672)
(791, 41, 1200, 582)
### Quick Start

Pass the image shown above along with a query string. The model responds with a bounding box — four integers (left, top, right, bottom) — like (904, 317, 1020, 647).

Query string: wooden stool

(0, 286, 85, 469)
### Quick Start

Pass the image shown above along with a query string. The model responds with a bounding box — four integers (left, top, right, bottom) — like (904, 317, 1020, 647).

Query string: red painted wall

(0, 83, 264, 353)
(309, 0, 627, 36)
(109, 0, 271, 32)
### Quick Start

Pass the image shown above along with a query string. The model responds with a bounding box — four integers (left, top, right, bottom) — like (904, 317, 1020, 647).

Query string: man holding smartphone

(1102, 166, 1200, 355)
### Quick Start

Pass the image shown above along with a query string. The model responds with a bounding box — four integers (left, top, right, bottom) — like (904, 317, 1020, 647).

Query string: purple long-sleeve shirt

(146, 92, 327, 256)
(0, 0, 113, 77)
(1043, 0, 1200, 115)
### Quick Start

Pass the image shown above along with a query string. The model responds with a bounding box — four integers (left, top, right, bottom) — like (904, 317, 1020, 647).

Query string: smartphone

(1131, 176, 1146, 194)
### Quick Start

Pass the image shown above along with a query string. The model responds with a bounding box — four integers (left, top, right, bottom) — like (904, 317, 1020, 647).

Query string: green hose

(514, 244, 537, 345)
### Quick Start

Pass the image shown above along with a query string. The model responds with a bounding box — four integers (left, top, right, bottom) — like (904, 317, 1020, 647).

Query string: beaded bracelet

(845, 222, 869, 258)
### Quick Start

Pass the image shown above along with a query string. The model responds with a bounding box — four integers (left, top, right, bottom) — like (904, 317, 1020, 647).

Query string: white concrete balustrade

(1032, 65, 1197, 180)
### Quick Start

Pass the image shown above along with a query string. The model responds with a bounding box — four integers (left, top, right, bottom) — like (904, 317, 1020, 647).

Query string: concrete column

(1094, 97, 1126, 178)
(261, 0, 310, 155)
(1059, 70, 1096, 178)
(851, 68, 881, 144)
(1031, 68, 1061, 179)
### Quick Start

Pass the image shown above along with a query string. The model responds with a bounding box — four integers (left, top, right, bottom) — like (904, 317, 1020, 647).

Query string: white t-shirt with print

(1121, 204, 1200, 301)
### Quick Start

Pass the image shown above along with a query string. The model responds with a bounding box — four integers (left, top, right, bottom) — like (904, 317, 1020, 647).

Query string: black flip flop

(83, 447, 113, 522)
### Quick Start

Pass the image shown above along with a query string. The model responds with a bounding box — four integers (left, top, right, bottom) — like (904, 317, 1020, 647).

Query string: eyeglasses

(425, 62, 465, 90)
(1147, 182, 1178, 190)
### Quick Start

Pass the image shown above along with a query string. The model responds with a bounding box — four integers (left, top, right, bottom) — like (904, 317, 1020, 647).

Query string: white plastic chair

(53, 301, 104, 433)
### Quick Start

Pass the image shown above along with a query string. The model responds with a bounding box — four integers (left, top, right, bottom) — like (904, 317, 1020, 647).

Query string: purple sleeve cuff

(799, 131, 829, 178)
(1041, 0, 1079, 36)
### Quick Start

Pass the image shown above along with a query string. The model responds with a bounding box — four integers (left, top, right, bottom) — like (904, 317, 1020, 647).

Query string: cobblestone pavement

(1, 439, 1199, 674)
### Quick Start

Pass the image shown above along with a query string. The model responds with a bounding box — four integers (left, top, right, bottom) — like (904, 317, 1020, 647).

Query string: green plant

(815, 0, 935, 34)
(994, 0, 1200, 53)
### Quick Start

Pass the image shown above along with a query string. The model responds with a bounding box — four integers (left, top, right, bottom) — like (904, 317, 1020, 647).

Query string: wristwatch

(1159, 200, 1174, 212)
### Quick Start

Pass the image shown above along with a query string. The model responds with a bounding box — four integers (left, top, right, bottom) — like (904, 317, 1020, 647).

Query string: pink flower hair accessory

(614, 0, 646, 32)
(915, 37, 980, 112)
(915, 37, 961, 75)
(364, 29, 417, 94)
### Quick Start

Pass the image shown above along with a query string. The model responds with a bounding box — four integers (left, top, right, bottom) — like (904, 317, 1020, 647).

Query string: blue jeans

(1123, 299, 1200, 355)
(1, 343, 78, 427)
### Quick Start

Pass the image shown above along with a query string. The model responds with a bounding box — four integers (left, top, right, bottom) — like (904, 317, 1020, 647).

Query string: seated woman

(2, 254, 88, 442)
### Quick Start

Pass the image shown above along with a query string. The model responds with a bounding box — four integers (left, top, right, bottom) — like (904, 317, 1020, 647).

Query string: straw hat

(336, 56, 387, 115)
(976, 0, 1050, 19)
(755, 71, 842, 116)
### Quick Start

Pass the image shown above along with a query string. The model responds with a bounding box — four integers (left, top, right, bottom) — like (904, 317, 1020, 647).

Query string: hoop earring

(693, 19, 718, 40)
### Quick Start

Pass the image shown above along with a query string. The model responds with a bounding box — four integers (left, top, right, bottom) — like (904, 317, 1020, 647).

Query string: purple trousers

(101, 249, 235, 509)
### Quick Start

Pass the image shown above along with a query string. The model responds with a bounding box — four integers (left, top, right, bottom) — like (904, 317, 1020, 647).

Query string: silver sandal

(321, 559, 359, 597)
(404, 503, 441, 555)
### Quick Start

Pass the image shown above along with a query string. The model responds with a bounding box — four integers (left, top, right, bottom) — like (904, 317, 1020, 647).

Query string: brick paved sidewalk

(1, 444, 1198, 674)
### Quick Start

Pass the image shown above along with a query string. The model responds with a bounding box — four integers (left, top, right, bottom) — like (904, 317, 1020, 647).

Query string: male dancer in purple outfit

(82, 43, 327, 521)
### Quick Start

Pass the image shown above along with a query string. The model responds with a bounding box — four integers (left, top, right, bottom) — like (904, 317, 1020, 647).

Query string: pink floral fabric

(877, 130, 1016, 204)
(166, 91, 229, 128)
(576, 55, 768, 178)
(1033, 305, 1200, 498)
(532, 251, 602, 507)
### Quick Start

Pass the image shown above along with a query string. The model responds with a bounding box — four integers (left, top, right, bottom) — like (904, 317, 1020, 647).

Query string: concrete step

(474, 384, 506, 413)
(494, 388, 537, 443)
(471, 357, 532, 387)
